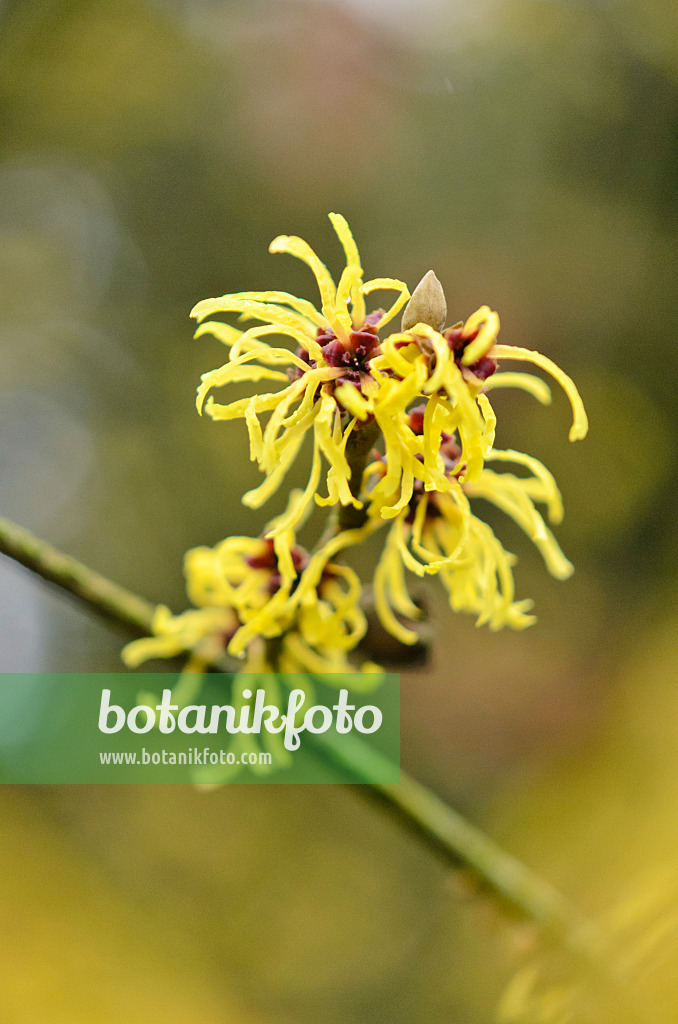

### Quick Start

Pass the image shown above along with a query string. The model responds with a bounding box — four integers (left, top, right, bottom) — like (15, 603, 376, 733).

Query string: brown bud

(401, 270, 447, 333)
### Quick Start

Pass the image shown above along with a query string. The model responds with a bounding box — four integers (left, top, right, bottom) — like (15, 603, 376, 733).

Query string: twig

(314, 730, 597, 958)
(0, 516, 155, 634)
(0, 515, 609, 963)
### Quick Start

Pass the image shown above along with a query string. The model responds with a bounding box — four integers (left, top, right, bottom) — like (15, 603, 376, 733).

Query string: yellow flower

(362, 307, 588, 515)
(182, 212, 589, 649)
(191, 216, 587, 532)
(122, 493, 376, 673)
(368, 398, 582, 645)
(191, 212, 411, 534)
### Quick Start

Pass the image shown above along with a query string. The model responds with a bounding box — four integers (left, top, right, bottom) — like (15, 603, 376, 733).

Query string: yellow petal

(269, 233, 350, 338)
(460, 306, 500, 365)
(484, 371, 552, 405)
(328, 213, 366, 326)
(362, 278, 411, 329)
(492, 344, 588, 441)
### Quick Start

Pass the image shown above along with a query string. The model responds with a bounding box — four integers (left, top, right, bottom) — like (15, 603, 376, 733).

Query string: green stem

(314, 730, 594, 954)
(0, 515, 614, 970)
(0, 516, 155, 635)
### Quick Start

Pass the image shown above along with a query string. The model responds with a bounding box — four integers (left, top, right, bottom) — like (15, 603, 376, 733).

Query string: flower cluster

(368, 406, 574, 643)
(122, 492, 376, 673)
(191, 214, 404, 528)
(193, 216, 585, 537)
(127, 213, 587, 674)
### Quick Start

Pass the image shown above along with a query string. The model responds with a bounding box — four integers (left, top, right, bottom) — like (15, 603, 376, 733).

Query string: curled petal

(465, 469, 573, 579)
(484, 448, 564, 524)
(269, 233, 350, 338)
(329, 212, 366, 326)
(460, 306, 500, 366)
(492, 344, 588, 441)
(484, 371, 552, 405)
(362, 278, 411, 329)
(191, 295, 317, 339)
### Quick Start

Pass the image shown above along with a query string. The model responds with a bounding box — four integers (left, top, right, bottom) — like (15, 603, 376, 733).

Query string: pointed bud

(401, 270, 447, 333)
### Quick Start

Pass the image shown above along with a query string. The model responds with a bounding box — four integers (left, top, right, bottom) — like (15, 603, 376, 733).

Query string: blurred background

(1, 0, 677, 1020)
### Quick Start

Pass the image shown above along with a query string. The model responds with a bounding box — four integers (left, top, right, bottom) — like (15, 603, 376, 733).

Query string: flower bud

(400, 270, 447, 333)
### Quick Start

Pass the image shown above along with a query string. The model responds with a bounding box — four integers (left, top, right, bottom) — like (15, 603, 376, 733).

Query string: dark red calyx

(291, 547, 308, 573)
(466, 355, 497, 381)
(444, 327, 468, 352)
(245, 538, 277, 570)
(323, 329, 380, 370)
(317, 327, 337, 347)
(287, 345, 315, 381)
(246, 540, 307, 572)
(443, 325, 497, 380)
(246, 539, 310, 595)
(268, 546, 309, 594)
(322, 340, 354, 367)
(348, 329, 380, 359)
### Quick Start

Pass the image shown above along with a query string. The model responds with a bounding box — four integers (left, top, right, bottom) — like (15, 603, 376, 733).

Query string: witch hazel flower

(191, 215, 586, 539)
(367, 394, 580, 644)
(190, 213, 411, 534)
(182, 212, 587, 656)
(122, 491, 375, 673)
(363, 296, 587, 520)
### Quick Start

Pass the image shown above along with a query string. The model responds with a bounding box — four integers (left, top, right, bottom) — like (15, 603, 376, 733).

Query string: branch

(314, 730, 596, 958)
(0, 516, 155, 634)
(0, 514, 605, 961)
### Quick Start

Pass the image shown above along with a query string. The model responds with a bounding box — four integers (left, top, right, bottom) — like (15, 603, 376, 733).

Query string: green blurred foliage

(0, 0, 677, 1020)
